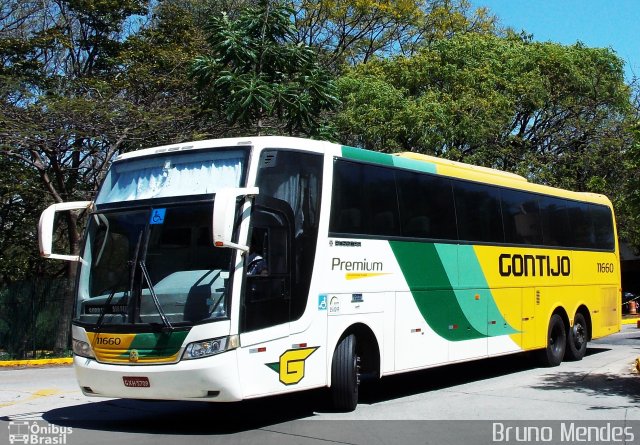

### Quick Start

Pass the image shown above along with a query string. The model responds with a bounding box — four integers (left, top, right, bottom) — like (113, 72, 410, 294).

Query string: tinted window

(591, 205, 615, 250)
(568, 202, 595, 248)
(396, 170, 457, 240)
(540, 196, 572, 247)
(454, 181, 503, 243)
(501, 189, 542, 245)
(330, 160, 400, 236)
(257, 150, 323, 235)
(256, 150, 324, 325)
(329, 158, 614, 252)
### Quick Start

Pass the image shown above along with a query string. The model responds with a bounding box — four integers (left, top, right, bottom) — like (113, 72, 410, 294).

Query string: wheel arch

(551, 305, 570, 337)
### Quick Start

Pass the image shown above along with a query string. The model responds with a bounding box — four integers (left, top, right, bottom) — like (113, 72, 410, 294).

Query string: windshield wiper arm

(95, 287, 119, 332)
(139, 260, 173, 330)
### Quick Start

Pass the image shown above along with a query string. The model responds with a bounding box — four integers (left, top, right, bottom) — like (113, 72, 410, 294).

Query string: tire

(537, 314, 566, 367)
(565, 312, 588, 361)
(331, 334, 359, 412)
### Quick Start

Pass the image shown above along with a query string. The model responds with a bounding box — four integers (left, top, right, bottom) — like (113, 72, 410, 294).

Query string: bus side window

(242, 200, 294, 332)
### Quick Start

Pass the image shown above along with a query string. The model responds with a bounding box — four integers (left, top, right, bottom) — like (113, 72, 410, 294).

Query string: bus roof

(396, 152, 528, 182)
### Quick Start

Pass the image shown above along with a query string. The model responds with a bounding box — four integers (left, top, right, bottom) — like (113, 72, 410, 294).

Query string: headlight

(183, 335, 239, 360)
(72, 339, 95, 358)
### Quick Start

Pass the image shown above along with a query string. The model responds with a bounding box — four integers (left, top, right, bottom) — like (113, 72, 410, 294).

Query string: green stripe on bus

(120, 330, 189, 358)
(390, 241, 485, 341)
(457, 245, 518, 336)
(390, 242, 518, 341)
(393, 155, 437, 174)
(341, 146, 437, 174)
(342, 146, 395, 166)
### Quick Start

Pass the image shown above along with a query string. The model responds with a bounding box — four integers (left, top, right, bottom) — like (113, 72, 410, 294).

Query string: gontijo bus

(38, 136, 621, 411)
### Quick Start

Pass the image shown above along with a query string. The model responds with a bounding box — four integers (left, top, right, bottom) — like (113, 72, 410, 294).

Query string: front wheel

(331, 334, 360, 412)
(565, 312, 588, 361)
(537, 314, 566, 367)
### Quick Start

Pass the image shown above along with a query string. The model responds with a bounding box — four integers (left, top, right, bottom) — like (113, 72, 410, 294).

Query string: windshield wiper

(95, 287, 119, 332)
(139, 260, 174, 330)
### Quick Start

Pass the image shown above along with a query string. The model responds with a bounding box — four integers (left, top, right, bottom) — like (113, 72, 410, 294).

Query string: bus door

(237, 196, 300, 397)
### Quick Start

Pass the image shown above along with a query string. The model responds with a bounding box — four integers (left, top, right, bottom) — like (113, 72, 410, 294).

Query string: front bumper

(73, 349, 243, 402)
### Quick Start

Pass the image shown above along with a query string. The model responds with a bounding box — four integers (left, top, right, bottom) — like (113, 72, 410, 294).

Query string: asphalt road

(2, 325, 640, 445)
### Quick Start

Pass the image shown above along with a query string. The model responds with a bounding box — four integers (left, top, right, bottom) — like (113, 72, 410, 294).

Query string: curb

(0, 358, 73, 367)
(622, 318, 640, 326)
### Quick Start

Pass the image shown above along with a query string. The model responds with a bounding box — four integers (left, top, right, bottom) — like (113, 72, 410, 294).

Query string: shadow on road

(531, 351, 640, 410)
(40, 390, 324, 435)
(359, 349, 542, 405)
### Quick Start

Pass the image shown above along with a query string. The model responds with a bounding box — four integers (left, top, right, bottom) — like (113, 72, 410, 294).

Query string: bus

(38, 136, 621, 411)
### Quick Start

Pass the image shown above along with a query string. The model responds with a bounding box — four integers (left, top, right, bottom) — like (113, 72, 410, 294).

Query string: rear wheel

(537, 314, 566, 367)
(565, 312, 588, 361)
(331, 334, 360, 412)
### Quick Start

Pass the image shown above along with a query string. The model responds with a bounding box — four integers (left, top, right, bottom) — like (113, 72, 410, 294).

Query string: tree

(116, 1, 211, 141)
(334, 33, 633, 216)
(0, 0, 151, 351)
(289, 0, 497, 70)
(190, 0, 339, 136)
(620, 118, 640, 249)
(0, 157, 43, 284)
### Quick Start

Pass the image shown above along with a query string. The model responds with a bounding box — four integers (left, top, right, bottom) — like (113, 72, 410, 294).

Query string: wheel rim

(572, 323, 586, 349)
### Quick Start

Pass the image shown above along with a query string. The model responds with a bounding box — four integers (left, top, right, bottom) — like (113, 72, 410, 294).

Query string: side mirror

(38, 201, 93, 261)
(213, 187, 259, 252)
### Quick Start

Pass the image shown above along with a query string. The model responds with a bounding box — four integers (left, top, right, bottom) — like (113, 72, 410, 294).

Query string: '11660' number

(597, 263, 614, 273)
(96, 337, 121, 345)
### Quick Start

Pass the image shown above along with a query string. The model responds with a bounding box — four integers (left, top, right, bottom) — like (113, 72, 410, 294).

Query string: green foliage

(335, 33, 631, 179)
(1, 0, 640, 355)
(335, 32, 638, 246)
(191, 0, 339, 135)
(1, 0, 156, 351)
(0, 157, 43, 283)
(0, 280, 67, 359)
(619, 121, 640, 248)
(291, 0, 498, 69)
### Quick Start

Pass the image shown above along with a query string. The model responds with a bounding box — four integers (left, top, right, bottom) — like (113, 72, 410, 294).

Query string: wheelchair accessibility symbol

(150, 208, 166, 225)
(318, 294, 327, 311)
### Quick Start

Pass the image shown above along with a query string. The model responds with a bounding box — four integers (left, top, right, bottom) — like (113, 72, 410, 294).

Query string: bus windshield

(96, 149, 246, 204)
(76, 202, 233, 327)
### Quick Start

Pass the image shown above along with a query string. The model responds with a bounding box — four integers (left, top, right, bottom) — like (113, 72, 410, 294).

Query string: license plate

(123, 376, 150, 388)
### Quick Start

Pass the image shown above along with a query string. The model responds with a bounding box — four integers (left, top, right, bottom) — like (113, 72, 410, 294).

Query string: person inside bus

(247, 235, 268, 276)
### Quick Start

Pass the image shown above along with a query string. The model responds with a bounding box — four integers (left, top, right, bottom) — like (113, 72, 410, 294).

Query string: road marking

(0, 388, 65, 408)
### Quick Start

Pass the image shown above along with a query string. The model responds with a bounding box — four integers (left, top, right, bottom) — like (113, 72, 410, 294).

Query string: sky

(469, 0, 640, 81)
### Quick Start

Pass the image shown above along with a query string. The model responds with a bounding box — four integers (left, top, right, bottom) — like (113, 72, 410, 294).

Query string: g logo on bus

(266, 347, 319, 385)
(129, 349, 139, 363)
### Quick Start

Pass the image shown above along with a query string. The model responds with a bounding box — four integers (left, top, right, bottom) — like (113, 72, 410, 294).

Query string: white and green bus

(39, 136, 621, 411)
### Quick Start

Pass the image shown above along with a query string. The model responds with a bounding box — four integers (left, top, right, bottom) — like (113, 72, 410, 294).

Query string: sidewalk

(622, 314, 640, 326)
(0, 357, 73, 367)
